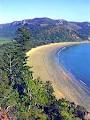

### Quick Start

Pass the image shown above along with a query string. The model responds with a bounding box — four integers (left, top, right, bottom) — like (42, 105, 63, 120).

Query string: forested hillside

(0, 18, 90, 47)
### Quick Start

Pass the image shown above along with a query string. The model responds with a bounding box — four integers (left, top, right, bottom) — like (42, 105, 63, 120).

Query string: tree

(15, 26, 31, 51)
(45, 81, 55, 103)
(0, 43, 21, 86)
(0, 80, 19, 109)
(0, 43, 32, 87)
(0, 77, 19, 120)
(17, 107, 48, 120)
(26, 78, 50, 107)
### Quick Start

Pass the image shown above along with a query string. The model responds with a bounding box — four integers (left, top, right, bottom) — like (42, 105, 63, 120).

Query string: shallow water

(59, 43, 90, 90)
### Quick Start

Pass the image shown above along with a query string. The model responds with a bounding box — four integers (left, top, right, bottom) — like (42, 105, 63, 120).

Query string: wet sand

(27, 42, 90, 111)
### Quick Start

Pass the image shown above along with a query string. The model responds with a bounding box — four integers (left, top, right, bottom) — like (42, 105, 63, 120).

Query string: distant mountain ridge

(0, 18, 90, 43)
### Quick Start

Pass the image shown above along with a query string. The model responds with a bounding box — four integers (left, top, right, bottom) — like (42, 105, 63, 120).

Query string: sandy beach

(27, 42, 90, 111)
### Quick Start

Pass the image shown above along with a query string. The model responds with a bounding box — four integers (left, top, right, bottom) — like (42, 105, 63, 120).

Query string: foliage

(26, 78, 49, 106)
(18, 108, 48, 120)
(0, 78, 19, 109)
(0, 42, 33, 95)
(15, 26, 31, 51)
(58, 99, 86, 120)
(0, 27, 88, 120)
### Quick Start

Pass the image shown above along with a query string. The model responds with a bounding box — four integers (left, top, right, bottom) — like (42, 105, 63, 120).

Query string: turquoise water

(59, 43, 90, 89)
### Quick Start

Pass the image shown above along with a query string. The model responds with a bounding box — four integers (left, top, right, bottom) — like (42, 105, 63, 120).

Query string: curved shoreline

(56, 44, 90, 91)
(27, 42, 90, 111)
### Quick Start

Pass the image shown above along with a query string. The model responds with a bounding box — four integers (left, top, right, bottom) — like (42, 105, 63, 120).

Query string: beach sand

(27, 42, 90, 111)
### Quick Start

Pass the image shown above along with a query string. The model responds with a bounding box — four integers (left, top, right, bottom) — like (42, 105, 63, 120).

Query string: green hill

(0, 18, 90, 47)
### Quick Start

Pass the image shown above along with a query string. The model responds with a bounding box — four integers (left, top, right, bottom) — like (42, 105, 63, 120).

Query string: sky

(0, 0, 90, 23)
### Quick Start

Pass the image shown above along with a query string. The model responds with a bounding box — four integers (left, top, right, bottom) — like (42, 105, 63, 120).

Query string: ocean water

(59, 43, 90, 89)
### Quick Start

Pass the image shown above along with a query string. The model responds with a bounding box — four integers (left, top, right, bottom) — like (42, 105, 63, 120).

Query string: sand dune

(27, 42, 90, 111)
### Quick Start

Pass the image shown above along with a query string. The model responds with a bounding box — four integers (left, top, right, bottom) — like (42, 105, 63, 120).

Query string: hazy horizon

(0, 0, 90, 24)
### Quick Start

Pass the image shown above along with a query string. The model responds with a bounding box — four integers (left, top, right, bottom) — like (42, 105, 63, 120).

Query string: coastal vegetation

(0, 27, 88, 120)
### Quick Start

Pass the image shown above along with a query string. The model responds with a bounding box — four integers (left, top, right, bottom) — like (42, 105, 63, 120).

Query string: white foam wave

(80, 80, 87, 86)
